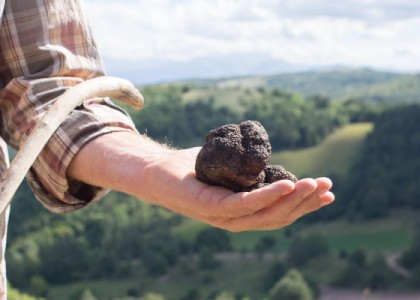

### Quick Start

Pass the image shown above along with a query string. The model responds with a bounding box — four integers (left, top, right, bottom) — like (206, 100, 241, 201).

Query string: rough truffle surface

(195, 121, 271, 192)
(195, 120, 298, 192)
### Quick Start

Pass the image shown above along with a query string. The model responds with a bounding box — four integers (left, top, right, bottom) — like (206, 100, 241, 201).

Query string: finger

(201, 180, 296, 219)
(265, 177, 333, 225)
(274, 178, 319, 212)
(314, 177, 333, 192)
(210, 178, 319, 231)
(314, 177, 335, 206)
(284, 187, 335, 225)
(320, 191, 335, 206)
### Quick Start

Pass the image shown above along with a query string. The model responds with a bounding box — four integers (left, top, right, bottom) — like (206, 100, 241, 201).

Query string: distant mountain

(195, 68, 420, 103)
(264, 68, 414, 100)
(102, 53, 310, 85)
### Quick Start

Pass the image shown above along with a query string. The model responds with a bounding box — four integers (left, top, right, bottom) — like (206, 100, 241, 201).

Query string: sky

(83, 0, 420, 73)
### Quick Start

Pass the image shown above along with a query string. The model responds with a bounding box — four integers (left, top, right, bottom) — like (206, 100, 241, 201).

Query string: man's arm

(0, 0, 140, 213)
(67, 131, 334, 232)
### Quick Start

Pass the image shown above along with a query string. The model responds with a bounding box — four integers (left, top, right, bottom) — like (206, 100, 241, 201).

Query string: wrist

(67, 131, 173, 202)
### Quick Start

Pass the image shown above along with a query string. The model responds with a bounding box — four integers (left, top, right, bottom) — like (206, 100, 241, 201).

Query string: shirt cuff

(25, 97, 138, 214)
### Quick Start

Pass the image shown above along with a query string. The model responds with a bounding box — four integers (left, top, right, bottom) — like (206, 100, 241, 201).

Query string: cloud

(83, 0, 420, 72)
(263, 0, 420, 21)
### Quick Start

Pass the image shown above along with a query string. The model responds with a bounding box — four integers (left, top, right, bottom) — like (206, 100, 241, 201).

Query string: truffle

(195, 120, 298, 192)
(263, 165, 298, 183)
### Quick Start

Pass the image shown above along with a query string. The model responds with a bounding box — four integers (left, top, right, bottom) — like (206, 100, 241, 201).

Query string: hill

(185, 68, 420, 104)
(270, 123, 374, 179)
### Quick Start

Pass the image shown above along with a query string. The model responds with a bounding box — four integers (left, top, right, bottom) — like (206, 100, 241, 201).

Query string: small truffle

(195, 120, 298, 192)
(263, 165, 298, 184)
(247, 166, 298, 191)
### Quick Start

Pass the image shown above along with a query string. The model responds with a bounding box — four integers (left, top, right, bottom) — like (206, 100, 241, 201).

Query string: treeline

(130, 85, 378, 150)
(315, 104, 420, 220)
(8, 192, 187, 295)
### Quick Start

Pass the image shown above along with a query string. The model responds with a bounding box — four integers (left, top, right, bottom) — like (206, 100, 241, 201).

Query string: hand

(142, 147, 334, 232)
(68, 132, 334, 232)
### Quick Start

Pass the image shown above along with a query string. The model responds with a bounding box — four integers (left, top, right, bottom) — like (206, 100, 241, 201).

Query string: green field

(174, 209, 414, 255)
(270, 122, 374, 178)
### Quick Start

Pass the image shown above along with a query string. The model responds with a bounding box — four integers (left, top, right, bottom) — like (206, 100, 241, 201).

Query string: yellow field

(270, 122, 373, 179)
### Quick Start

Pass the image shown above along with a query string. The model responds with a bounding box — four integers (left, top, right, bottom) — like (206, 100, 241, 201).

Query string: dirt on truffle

(195, 120, 298, 192)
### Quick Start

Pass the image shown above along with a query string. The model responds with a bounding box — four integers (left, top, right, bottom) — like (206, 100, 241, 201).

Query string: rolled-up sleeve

(0, 0, 137, 213)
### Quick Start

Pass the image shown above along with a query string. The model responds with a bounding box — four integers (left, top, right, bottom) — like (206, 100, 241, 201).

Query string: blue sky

(84, 0, 420, 73)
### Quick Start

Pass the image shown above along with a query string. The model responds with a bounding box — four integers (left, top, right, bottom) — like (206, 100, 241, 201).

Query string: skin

(67, 131, 334, 232)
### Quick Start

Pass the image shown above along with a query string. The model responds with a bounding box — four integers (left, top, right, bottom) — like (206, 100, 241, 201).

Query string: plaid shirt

(0, 0, 137, 297)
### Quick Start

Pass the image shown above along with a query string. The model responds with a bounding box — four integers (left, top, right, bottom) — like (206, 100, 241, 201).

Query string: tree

(198, 248, 221, 270)
(409, 265, 420, 288)
(254, 236, 277, 256)
(269, 269, 313, 300)
(29, 276, 49, 298)
(334, 249, 368, 288)
(401, 230, 420, 270)
(262, 261, 287, 291)
(180, 288, 200, 300)
(367, 255, 397, 290)
(139, 292, 166, 300)
(288, 234, 329, 267)
(214, 291, 236, 300)
(348, 248, 367, 268)
(78, 289, 97, 300)
(344, 104, 420, 217)
(195, 227, 232, 252)
(213, 291, 252, 300)
(8, 284, 44, 300)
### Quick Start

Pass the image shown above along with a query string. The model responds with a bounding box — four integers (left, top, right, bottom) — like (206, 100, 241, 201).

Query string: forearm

(0, 0, 133, 212)
(67, 131, 173, 202)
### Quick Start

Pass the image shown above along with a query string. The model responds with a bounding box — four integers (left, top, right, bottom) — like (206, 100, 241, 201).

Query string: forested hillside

(130, 82, 377, 150)
(342, 105, 420, 218)
(6, 69, 420, 299)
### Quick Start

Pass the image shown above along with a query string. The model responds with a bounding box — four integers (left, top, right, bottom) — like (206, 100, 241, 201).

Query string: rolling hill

(270, 122, 374, 179)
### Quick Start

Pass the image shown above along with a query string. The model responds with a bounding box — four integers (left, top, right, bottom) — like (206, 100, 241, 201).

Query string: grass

(300, 210, 417, 253)
(270, 122, 374, 178)
(182, 86, 261, 113)
(173, 210, 416, 255)
(327, 230, 409, 252)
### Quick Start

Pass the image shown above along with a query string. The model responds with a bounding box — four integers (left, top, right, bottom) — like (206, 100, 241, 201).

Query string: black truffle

(263, 165, 298, 183)
(195, 120, 298, 192)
